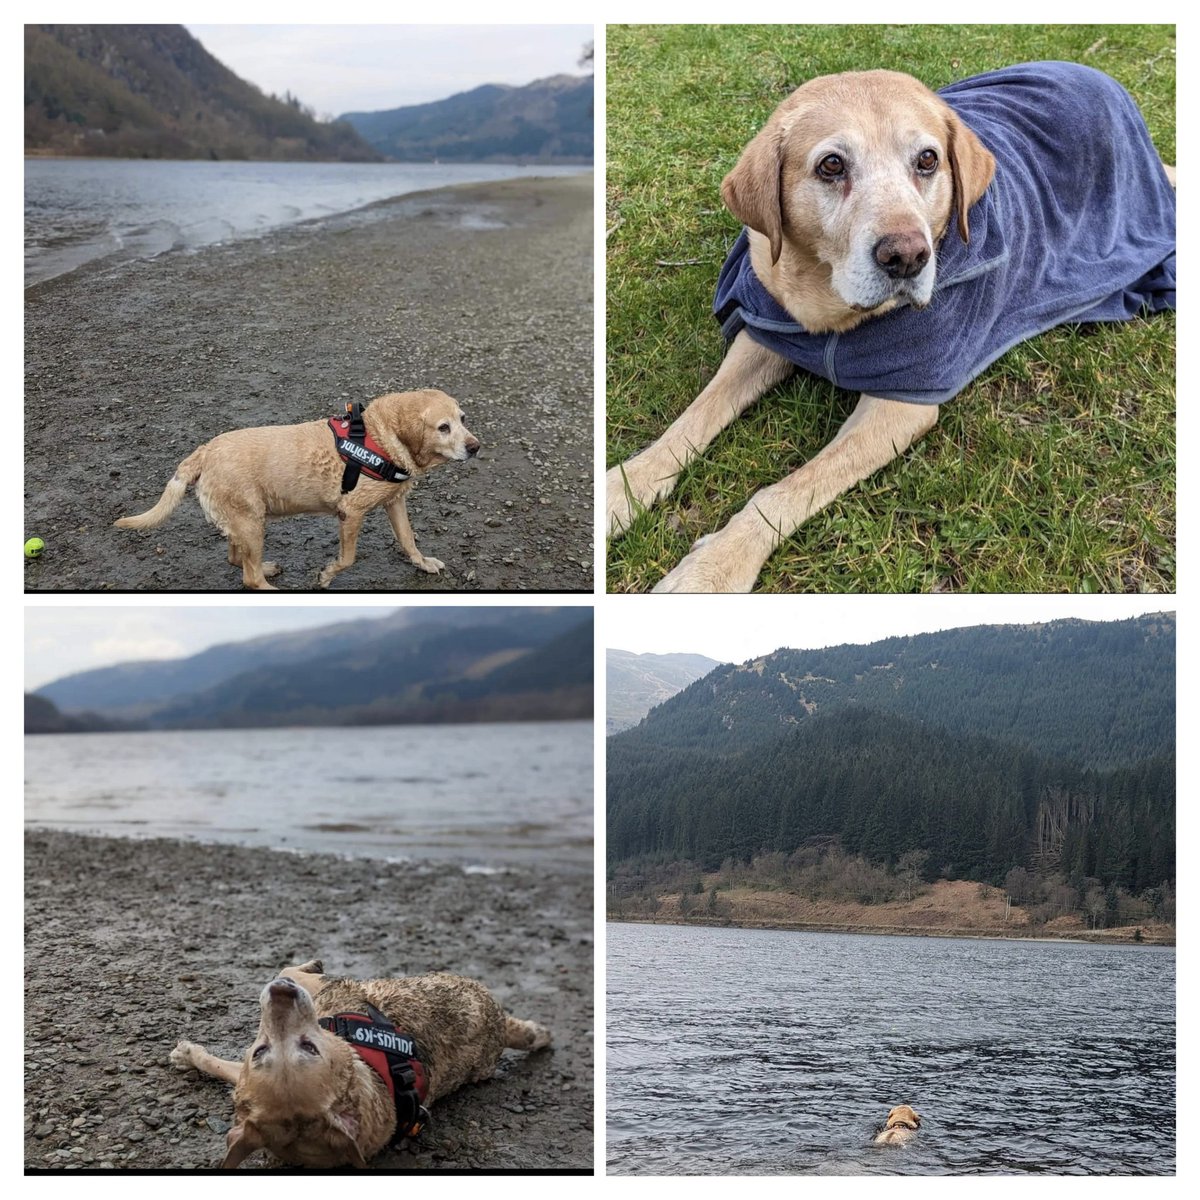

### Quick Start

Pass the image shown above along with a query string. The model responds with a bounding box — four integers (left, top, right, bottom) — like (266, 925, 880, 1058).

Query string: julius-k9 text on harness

(328, 402, 411, 493)
(318, 1003, 430, 1141)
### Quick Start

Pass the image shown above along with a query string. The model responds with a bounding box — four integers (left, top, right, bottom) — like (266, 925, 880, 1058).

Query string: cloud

(186, 23, 594, 114)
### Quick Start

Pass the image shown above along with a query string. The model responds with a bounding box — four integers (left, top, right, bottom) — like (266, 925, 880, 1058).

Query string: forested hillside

(616, 614, 1174, 768)
(25, 24, 378, 160)
(607, 615, 1175, 926)
(35, 608, 592, 729)
(341, 74, 593, 163)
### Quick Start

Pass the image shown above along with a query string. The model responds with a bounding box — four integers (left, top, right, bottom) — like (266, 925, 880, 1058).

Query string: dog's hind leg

(654, 393, 939, 592)
(223, 511, 276, 591)
(606, 332, 794, 536)
(170, 1040, 242, 1085)
(503, 1014, 552, 1052)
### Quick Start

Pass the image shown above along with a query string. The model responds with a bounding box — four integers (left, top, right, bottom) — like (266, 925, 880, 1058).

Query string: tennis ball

(24, 537, 45, 559)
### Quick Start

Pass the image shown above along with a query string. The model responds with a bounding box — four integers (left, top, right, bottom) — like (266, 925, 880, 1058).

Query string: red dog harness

(318, 1004, 429, 1140)
(328, 402, 410, 493)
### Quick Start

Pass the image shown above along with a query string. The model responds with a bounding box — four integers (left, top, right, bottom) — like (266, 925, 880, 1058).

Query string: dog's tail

(114, 447, 204, 530)
(504, 1014, 552, 1052)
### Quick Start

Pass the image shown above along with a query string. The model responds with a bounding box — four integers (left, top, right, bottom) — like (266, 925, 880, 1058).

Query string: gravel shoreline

(25, 830, 593, 1171)
(24, 174, 593, 591)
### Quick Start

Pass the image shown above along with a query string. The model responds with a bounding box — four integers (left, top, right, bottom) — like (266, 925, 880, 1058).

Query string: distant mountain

(25, 24, 380, 161)
(341, 74, 593, 163)
(25, 694, 137, 734)
(35, 608, 592, 729)
(606, 649, 720, 735)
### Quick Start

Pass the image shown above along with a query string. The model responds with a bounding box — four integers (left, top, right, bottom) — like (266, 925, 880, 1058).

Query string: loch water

(24, 720, 592, 872)
(607, 921, 1175, 1175)
(25, 158, 589, 286)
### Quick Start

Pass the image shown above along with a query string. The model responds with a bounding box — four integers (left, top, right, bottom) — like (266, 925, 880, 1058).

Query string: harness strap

(330, 402, 411, 494)
(318, 1004, 429, 1141)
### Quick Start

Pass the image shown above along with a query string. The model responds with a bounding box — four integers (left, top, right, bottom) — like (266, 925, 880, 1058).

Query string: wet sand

(25, 831, 593, 1170)
(24, 174, 593, 591)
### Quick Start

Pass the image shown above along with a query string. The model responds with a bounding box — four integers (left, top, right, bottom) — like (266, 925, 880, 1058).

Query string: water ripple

(607, 923, 1174, 1175)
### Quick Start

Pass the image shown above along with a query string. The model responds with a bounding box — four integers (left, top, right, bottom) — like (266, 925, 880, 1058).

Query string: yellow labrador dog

(874, 1104, 922, 1146)
(115, 389, 479, 590)
(170, 959, 551, 1169)
(607, 64, 1176, 591)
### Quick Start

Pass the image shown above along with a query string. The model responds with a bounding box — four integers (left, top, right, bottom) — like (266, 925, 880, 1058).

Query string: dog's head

(366, 389, 481, 473)
(884, 1103, 922, 1131)
(722, 69, 994, 318)
(222, 977, 376, 1169)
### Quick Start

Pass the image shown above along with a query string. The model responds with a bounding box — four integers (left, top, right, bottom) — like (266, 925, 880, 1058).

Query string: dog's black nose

(874, 231, 931, 279)
(467, 440, 481, 458)
(267, 977, 299, 999)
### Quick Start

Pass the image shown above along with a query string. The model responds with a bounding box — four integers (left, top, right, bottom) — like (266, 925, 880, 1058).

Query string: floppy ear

(221, 1119, 264, 1169)
(722, 124, 785, 265)
(945, 110, 995, 243)
(326, 1108, 369, 1168)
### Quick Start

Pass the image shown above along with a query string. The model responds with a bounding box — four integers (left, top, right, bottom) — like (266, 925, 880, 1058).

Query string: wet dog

(873, 1103, 921, 1146)
(169, 958, 551, 1168)
(115, 389, 479, 590)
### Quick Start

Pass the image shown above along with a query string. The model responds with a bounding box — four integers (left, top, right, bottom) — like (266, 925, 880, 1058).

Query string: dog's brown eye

(252, 1044, 269, 1060)
(916, 148, 938, 174)
(438, 422, 451, 434)
(298, 1038, 319, 1056)
(817, 154, 845, 180)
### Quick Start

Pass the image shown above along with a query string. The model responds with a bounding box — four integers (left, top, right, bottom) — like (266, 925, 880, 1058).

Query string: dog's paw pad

(169, 1042, 198, 1071)
(262, 561, 280, 578)
(416, 556, 445, 574)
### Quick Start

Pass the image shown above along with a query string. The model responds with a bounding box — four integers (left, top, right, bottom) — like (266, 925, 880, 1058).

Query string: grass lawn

(605, 24, 1176, 593)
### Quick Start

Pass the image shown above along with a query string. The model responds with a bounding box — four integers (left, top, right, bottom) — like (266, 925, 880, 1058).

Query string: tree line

(607, 705, 1175, 898)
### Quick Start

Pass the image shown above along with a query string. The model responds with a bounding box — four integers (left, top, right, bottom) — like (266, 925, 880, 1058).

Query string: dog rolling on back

(170, 959, 551, 1169)
(115, 389, 479, 590)
(873, 1103, 921, 1146)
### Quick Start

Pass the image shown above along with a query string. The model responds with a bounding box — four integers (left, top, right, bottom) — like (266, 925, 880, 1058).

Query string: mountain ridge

(35, 608, 592, 729)
(340, 73, 593, 163)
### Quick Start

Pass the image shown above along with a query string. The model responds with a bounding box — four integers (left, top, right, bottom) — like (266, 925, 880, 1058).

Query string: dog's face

(885, 1104, 922, 1131)
(370, 389, 481, 470)
(722, 70, 995, 315)
(222, 977, 369, 1169)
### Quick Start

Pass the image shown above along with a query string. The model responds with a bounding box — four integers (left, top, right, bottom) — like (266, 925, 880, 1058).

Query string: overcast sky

(606, 596, 1173, 665)
(186, 24, 593, 116)
(24, 606, 398, 691)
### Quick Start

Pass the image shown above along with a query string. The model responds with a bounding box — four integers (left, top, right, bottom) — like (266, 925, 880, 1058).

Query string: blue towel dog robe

(713, 62, 1176, 405)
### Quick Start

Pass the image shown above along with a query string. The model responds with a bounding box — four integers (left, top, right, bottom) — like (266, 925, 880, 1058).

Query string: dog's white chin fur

(832, 253, 936, 313)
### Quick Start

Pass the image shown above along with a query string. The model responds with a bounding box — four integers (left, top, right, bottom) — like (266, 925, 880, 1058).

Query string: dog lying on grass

(169, 958, 551, 1169)
(115, 389, 479, 590)
(873, 1103, 922, 1146)
(607, 62, 1175, 592)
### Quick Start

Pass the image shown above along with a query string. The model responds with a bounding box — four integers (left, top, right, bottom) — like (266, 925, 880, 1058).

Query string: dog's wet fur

(115, 389, 479, 590)
(873, 1103, 922, 1146)
(170, 959, 551, 1168)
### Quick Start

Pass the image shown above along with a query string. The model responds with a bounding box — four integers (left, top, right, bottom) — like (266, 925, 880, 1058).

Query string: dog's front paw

(606, 464, 642, 537)
(607, 459, 671, 538)
(170, 1041, 201, 1072)
(413, 555, 445, 574)
(652, 531, 762, 594)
